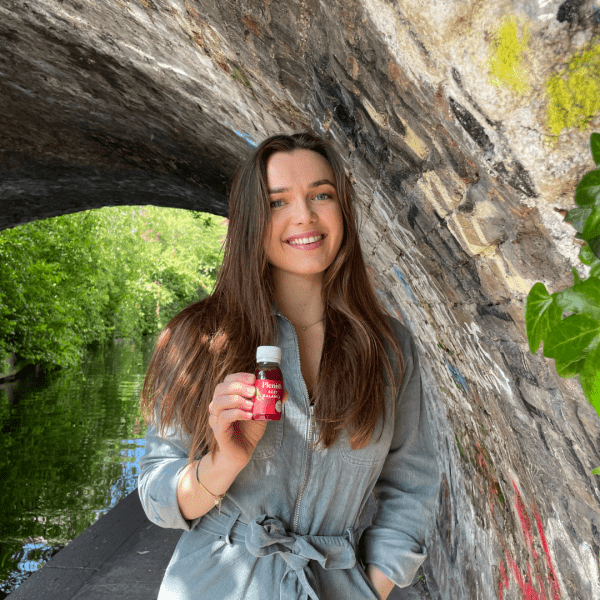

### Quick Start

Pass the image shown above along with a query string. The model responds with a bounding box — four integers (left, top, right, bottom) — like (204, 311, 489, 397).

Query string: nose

(292, 196, 316, 224)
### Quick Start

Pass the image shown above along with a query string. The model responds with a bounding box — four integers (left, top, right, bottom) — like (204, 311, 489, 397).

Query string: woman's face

(264, 149, 344, 282)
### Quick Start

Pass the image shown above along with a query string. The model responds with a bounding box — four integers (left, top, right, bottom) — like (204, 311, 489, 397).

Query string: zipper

(293, 404, 315, 532)
(276, 312, 315, 533)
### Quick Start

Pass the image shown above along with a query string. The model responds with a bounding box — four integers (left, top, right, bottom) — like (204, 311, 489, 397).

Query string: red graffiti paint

(496, 482, 561, 600)
(533, 506, 562, 600)
(504, 549, 547, 600)
(498, 558, 510, 600)
(513, 481, 534, 549)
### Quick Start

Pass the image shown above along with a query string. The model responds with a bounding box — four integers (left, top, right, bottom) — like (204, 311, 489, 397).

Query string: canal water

(0, 337, 155, 598)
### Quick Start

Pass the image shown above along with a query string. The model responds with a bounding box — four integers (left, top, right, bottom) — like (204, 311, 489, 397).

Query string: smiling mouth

(287, 234, 325, 245)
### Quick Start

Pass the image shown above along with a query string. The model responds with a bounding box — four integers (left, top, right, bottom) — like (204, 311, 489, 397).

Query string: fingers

(222, 372, 256, 385)
(209, 394, 254, 416)
(209, 403, 254, 425)
(210, 373, 256, 421)
(209, 374, 289, 425)
(213, 379, 255, 403)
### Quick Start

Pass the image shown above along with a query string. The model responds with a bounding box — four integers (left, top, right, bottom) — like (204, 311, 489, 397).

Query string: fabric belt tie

(197, 509, 358, 600)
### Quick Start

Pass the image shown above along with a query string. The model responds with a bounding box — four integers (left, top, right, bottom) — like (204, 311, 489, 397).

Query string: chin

(271, 264, 330, 279)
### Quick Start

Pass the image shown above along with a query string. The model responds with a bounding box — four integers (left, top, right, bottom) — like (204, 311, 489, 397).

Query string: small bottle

(253, 346, 284, 421)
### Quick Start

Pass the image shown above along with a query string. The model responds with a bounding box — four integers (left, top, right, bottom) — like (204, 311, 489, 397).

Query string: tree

(0, 206, 227, 371)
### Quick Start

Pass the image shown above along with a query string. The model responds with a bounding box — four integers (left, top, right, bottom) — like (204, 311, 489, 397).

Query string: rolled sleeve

(360, 326, 440, 588)
(138, 419, 202, 532)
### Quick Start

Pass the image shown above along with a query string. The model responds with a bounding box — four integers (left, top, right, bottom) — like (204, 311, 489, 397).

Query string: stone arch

(2, 0, 600, 598)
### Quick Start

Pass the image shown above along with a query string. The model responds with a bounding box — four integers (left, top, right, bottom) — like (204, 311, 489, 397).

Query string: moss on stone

(231, 66, 251, 87)
(488, 15, 530, 95)
(546, 42, 600, 136)
(455, 434, 465, 457)
(493, 481, 505, 505)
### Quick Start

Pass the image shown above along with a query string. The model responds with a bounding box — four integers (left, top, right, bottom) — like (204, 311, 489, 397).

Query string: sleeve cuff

(138, 457, 202, 532)
(361, 529, 428, 588)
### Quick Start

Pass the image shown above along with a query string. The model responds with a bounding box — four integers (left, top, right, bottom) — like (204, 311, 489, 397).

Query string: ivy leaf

(580, 342, 600, 419)
(591, 132, 600, 168)
(583, 206, 600, 240)
(555, 354, 586, 378)
(554, 278, 600, 320)
(580, 243, 600, 266)
(572, 267, 582, 285)
(575, 170, 600, 207)
(525, 282, 562, 354)
(589, 235, 600, 260)
(543, 313, 600, 364)
(575, 170, 600, 206)
(565, 207, 592, 233)
(591, 262, 600, 279)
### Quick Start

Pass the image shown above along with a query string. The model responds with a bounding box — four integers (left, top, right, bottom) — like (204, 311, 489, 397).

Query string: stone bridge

(2, 0, 600, 597)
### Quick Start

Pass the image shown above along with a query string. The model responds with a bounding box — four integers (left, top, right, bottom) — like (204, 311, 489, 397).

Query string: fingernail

(248, 387, 255, 396)
(245, 400, 254, 409)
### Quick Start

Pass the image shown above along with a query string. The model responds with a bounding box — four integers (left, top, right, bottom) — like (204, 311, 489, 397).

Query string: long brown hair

(141, 131, 404, 462)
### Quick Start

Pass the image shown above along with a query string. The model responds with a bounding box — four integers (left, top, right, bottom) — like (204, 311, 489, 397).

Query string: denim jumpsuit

(138, 311, 440, 600)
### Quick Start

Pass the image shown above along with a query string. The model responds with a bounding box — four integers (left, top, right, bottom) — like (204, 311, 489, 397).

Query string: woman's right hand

(208, 372, 288, 468)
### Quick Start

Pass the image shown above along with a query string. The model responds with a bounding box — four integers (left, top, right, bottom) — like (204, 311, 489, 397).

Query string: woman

(138, 131, 439, 600)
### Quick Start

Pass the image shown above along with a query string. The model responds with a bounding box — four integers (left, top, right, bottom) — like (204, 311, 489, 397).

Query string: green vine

(525, 133, 600, 474)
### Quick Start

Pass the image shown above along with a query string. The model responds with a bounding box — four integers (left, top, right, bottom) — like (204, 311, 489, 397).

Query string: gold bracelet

(195, 460, 226, 515)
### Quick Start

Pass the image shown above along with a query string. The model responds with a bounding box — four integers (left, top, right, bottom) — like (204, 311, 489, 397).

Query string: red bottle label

(253, 367, 283, 420)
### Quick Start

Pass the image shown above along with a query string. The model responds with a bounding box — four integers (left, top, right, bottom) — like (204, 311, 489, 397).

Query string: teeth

(289, 235, 323, 245)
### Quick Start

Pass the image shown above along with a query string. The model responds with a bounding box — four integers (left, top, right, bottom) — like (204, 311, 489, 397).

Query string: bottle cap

(256, 346, 281, 364)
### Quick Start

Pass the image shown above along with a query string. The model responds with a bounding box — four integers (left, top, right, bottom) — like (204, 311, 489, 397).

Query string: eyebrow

(267, 179, 335, 195)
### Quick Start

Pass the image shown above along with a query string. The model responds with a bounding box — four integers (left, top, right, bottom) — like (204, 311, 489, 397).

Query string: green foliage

(488, 15, 531, 95)
(524, 283, 562, 354)
(546, 42, 600, 137)
(525, 134, 600, 466)
(0, 206, 226, 370)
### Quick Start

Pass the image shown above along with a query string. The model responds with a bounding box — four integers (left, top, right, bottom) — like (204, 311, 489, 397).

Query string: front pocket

(355, 560, 383, 600)
(337, 427, 391, 466)
(337, 416, 393, 467)
(251, 405, 285, 459)
(337, 387, 394, 466)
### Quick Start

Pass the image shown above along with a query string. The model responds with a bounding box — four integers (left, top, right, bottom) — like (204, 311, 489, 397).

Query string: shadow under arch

(0, 162, 230, 233)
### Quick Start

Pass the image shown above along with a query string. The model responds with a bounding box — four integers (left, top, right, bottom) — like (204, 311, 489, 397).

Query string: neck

(272, 270, 325, 327)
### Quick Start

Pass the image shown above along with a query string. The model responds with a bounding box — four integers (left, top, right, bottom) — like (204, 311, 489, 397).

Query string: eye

(270, 199, 285, 208)
(313, 192, 333, 201)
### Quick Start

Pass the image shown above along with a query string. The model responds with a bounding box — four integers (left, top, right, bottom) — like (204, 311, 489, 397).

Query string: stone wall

(2, 0, 600, 597)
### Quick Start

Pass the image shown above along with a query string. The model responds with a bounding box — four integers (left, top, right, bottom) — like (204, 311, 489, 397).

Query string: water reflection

(0, 338, 154, 598)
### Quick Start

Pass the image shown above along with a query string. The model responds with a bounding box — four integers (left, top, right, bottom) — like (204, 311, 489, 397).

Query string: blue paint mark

(393, 265, 406, 283)
(225, 121, 258, 148)
(445, 361, 468, 393)
(224, 121, 258, 147)
(393, 266, 418, 304)
(235, 130, 257, 147)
